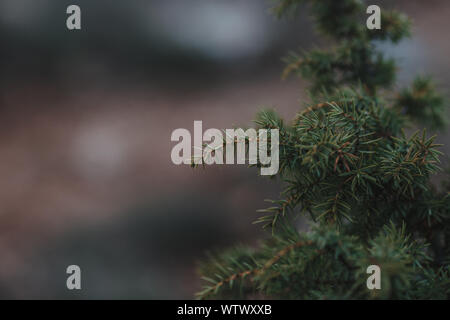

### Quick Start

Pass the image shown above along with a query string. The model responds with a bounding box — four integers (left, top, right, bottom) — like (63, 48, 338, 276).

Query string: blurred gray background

(0, 0, 448, 299)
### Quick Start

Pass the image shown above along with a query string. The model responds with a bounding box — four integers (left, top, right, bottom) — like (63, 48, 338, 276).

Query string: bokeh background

(0, 0, 448, 299)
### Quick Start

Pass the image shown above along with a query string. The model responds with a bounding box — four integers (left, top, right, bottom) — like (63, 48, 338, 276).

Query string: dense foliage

(197, 0, 449, 299)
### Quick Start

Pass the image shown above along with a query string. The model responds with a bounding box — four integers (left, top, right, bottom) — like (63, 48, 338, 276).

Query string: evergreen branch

(196, 0, 449, 300)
